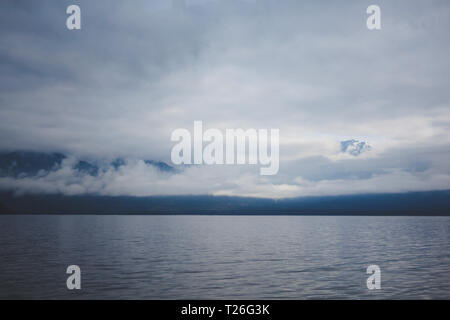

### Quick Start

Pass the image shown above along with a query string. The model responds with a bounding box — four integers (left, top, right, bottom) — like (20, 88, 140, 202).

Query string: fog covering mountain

(0, 151, 449, 216)
(0, 151, 175, 178)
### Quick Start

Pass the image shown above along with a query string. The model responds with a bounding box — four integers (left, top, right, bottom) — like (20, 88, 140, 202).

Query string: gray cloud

(0, 0, 449, 197)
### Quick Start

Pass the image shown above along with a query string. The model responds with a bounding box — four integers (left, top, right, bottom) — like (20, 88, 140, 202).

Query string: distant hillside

(0, 190, 449, 216)
(0, 202, 13, 214)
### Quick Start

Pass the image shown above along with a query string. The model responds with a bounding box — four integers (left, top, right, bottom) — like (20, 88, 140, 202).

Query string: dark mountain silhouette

(0, 151, 65, 177)
(0, 151, 175, 177)
(144, 160, 176, 173)
(74, 160, 99, 176)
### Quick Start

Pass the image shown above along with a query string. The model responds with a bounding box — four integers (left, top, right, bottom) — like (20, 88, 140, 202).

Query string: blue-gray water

(0, 215, 449, 299)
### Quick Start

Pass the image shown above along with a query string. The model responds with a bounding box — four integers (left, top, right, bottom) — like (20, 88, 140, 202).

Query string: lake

(0, 215, 449, 299)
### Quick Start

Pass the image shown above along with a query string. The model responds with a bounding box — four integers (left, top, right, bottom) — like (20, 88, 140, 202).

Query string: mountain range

(0, 151, 175, 178)
(0, 151, 449, 215)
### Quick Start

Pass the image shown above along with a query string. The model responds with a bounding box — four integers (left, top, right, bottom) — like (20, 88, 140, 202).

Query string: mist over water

(0, 215, 449, 299)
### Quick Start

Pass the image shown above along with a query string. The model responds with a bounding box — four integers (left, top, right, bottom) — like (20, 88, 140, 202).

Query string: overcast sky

(1, 0, 450, 198)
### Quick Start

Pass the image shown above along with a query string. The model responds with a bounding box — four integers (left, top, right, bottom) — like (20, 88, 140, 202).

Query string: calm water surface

(0, 215, 449, 299)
